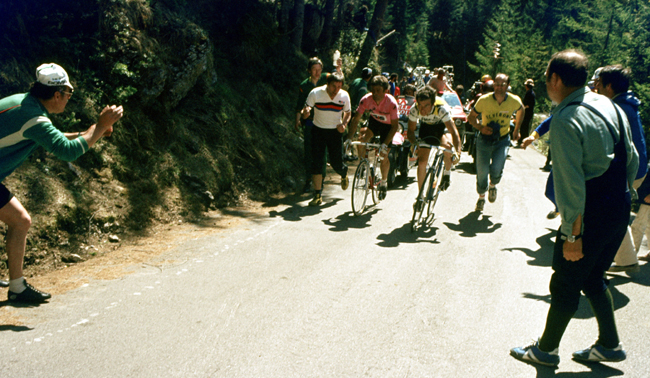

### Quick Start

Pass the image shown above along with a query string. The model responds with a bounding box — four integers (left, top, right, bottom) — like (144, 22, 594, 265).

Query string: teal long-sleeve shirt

(0, 93, 89, 182)
(550, 88, 639, 236)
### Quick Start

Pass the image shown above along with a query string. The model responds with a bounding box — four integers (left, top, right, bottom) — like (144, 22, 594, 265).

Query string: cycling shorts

(0, 183, 14, 209)
(418, 122, 446, 147)
(367, 117, 392, 145)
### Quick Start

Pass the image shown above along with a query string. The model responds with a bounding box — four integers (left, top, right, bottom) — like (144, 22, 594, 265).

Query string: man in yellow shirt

(467, 73, 524, 211)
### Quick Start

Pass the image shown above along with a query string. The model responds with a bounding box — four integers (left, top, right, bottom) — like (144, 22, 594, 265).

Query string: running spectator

(301, 73, 351, 206)
(295, 57, 343, 193)
(467, 73, 524, 212)
(511, 49, 638, 368)
(596, 65, 648, 273)
(0, 63, 123, 303)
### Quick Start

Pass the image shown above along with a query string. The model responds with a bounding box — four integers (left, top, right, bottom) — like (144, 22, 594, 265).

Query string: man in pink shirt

(347, 75, 399, 199)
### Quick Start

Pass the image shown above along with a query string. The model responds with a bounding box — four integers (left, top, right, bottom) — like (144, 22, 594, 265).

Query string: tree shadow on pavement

(268, 198, 343, 222)
(442, 210, 502, 237)
(453, 161, 476, 175)
(323, 208, 380, 232)
(518, 359, 624, 377)
(502, 228, 556, 267)
(376, 222, 441, 248)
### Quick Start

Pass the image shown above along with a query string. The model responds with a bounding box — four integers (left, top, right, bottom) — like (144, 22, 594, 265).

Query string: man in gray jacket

(511, 50, 638, 367)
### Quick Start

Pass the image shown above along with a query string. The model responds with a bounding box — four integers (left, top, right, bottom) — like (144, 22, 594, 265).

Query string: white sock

(444, 170, 451, 175)
(9, 277, 27, 293)
(489, 183, 496, 188)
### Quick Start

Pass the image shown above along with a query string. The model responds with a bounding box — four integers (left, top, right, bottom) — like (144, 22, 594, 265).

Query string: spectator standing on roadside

(0, 63, 123, 303)
(511, 49, 638, 368)
(294, 57, 343, 193)
(301, 73, 351, 207)
(389, 73, 398, 97)
(595, 65, 648, 273)
(423, 70, 431, 85)
(516, 78, 536, 147)
(428, 68, 453, 93)
(467, 73, 524, 212)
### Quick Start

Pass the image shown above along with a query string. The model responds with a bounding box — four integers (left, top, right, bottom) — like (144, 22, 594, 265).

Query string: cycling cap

(36, 63, 73, 89)
(361, 67, 373, 78)
(525, 79, 534, 87)
(591, 67, 603, 81)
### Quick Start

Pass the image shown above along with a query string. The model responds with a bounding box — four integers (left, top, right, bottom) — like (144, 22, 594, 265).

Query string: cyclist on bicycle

(347, 75, 399, 199)
(407, 86, 461, 197)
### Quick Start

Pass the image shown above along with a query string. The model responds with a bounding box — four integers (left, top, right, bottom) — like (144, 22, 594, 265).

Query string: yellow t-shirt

(473, 93, 523, 137)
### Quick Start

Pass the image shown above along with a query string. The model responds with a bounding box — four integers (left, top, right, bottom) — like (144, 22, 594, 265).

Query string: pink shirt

(356, 93, 399, 125)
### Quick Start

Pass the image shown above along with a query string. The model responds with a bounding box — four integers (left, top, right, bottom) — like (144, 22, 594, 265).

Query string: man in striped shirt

(0, 63, 123, 303)
(301, 73, 351, 206)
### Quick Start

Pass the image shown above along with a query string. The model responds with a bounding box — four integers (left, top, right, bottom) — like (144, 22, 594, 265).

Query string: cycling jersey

(408, 97, 452, 126)
(356, 93, 399, 125)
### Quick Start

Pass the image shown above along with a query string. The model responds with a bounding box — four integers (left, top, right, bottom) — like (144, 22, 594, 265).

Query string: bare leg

(312, 174, 323, 191)
(0, 198, 32, 280)
(417, 148, 431, 191)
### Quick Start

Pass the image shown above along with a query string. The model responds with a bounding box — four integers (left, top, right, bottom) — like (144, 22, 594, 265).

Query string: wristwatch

(563, 234, 582, 243)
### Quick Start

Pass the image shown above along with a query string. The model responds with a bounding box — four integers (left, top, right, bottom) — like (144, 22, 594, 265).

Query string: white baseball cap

(36, 63, 73, 89)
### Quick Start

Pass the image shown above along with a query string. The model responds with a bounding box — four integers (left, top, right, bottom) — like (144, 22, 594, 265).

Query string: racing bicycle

(411, 137, 456, 232)
(347, 138, 385, 216)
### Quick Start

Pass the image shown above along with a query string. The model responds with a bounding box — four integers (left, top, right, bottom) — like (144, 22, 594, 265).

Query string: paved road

(2, 147, 649, 377)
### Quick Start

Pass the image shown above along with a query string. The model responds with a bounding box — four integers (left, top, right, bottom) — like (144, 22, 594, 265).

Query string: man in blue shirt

(595, 65, 648, 273)
(511, 50, 638, 367)
(0, 63, 123, 303)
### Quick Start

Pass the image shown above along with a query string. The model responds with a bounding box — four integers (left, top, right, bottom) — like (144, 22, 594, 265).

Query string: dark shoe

(475, 198, 485, 212)
(572, 343, 626, 363)
(546, 210, 559, 219)
(440, 174, 450, 191)
(308, 193, 322, 206)
(511, 340, 560, 367)
(488, 186, 497, 203)
(8, 281, 51, 303)
(341, 176, 349, 190)
(542, 164, 552, 172)
(413, 198, 424, 213)
(0, 280, 8, 288)
(378, 182, 387, 200)
(607, 263, 640, 273)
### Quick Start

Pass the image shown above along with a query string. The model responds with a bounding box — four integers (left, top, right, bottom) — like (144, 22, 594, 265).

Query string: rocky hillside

(0, 0, 306, 276)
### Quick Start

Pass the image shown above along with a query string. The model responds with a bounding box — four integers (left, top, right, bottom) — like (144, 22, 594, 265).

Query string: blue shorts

(0, 182, 14, 209)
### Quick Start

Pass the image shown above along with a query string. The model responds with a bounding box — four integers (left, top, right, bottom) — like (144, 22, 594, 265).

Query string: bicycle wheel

(411, 162, 434, 232)
(424, 154, 445, 224)
(351, 160, 370, 216)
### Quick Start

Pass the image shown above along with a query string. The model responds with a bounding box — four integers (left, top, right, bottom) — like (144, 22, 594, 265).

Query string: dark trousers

(311, 126, 347, 177)
(303, 120, 327, 181)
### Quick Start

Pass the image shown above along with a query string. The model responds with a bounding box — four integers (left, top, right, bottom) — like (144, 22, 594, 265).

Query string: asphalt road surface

(2, 147, 649, 377)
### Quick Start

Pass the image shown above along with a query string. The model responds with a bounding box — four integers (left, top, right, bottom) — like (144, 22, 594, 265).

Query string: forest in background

(0, 0, 649, 274)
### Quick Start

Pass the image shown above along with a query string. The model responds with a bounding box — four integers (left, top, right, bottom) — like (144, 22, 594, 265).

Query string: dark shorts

(367, 117, 392, 144)
(0, 182, 14, 209)
(418, 122, 445, 147)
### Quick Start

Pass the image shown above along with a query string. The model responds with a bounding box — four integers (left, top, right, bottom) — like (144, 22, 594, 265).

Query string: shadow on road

(442, 211, 502, 237)
(502, 228, 556, 267)
(376, 222, 441, 248)
(453, 161, 476, 175)
(0, 324, 33, 332)
(268, 198, 343, 222)
(323, 208, 380, 232)
(0, 299, 48, 309)
(521, 359, 625, 377)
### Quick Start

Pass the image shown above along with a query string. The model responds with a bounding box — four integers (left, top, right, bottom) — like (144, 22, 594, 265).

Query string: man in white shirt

(301, 73, 351, 206)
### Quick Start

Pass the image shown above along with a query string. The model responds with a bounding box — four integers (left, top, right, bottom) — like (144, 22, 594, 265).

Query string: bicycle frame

(410, 139, 455, 232)
(348, 140, 384, 216)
